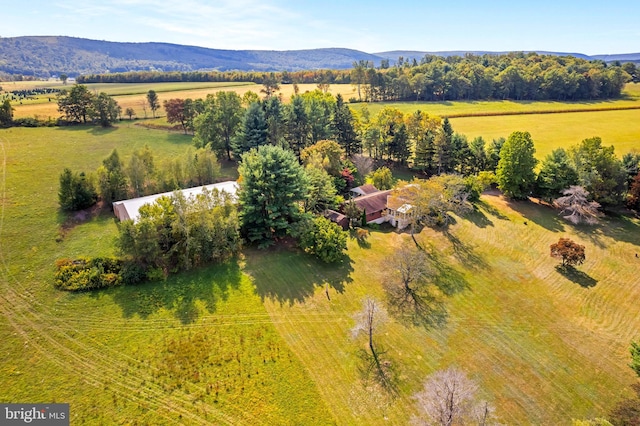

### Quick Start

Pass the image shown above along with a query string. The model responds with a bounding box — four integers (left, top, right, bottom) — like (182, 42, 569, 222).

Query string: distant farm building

(112, 181, 238, 222)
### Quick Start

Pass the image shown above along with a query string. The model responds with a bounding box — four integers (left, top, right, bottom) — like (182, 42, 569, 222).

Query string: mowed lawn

(2, 126, 640, 423)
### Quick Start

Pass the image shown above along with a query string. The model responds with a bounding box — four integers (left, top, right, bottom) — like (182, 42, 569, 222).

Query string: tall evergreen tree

(233, 102, 268, 155)
(332, 94, 360, 156)
(534, 148, 579, 202)
(432, 118, 454, 174)
(264, 97, 285, 146)
(285, 95, 310, 157)
(238, 145, 309, 247)
(468, 136, 488, 173)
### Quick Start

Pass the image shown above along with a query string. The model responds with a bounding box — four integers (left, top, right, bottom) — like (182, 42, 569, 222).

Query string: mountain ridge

(1, 36, 639, 78)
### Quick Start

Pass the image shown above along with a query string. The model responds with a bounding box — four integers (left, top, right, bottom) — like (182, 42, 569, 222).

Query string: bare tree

(414, 367, 496, 426)
(351, 296, 388, 365)
(352, 154, 374, 183)
(140, 98, 148, 119)
(351, 297, 396, 391)
(553, 186, 601, 225)
(385, 247, 445, 329)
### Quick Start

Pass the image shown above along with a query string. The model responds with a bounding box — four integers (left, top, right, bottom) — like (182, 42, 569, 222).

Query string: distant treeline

(77, 69, 352, 85)
(77, 53, 637, 102)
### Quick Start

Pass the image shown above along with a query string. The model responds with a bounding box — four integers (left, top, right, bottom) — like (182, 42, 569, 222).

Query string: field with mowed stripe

(2, 125, 640, 423)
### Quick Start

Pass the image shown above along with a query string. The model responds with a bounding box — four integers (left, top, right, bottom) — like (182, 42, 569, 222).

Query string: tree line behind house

(78, 52, 639, 102)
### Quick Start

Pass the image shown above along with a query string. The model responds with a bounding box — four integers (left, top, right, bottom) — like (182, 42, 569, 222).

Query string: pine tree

(332, 94, 360, 156)
(233, 102, 268, 155)
(238, 145, 309, 247)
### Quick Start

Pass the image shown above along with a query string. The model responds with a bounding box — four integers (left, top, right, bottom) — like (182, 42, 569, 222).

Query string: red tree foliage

(550, 238, 585, 267)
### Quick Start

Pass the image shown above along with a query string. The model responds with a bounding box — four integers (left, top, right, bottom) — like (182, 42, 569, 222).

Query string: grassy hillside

(1, 126, 640, 423)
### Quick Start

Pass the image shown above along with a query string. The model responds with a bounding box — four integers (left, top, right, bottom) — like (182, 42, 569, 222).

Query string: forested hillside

(0, 36, 381, 77)
(1, 36, 639, 79)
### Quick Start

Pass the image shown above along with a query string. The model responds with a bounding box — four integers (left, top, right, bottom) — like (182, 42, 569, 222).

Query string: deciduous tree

(57, 84, 94, 123)
(535, 148, 579, 202)
(569, 137, 626, 207)
(550, 237, 586, 267)
(58, 168, 98, 211)
(496, 131, 537, 199)
(147, 90, 159, 118)
(414, 367, 496, 426)
(367, 167, 394, 190)
(294, 216, 347, 263)
(90, 92, 120, 127)
(97, 149, 128, 204)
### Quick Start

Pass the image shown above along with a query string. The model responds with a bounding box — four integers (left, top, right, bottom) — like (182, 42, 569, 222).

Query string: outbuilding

(112, 181, 238, 222)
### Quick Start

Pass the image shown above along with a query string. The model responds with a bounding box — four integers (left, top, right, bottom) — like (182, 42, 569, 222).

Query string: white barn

(112, 181, 238, 222)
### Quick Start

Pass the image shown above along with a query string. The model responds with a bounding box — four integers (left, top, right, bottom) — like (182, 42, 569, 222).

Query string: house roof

(112, 181, 238, 222)
(350, 184, 379, 197)
(352, 190, 392, 213)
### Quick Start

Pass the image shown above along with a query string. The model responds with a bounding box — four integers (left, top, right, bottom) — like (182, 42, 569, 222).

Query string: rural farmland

(1, 120, 640, 423)
(2, 6, 640, 422)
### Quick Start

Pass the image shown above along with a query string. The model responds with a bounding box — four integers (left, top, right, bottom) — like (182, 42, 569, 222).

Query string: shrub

(54, 257, 124, 291)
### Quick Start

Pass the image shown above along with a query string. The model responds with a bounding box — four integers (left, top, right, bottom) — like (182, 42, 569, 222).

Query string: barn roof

(352, 190, 392, 213)
(112, 181, 238, 222)
(350, 184, 379, 197)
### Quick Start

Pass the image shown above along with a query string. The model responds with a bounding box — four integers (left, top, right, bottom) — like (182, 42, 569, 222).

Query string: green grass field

(451, 108, 640, 159)
(2, 125, 640, 423)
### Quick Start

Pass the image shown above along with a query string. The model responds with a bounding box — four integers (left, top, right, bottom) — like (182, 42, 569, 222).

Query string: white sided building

(112, 181, 238, 222)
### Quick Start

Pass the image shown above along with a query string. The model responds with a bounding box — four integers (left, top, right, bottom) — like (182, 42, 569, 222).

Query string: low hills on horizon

(1, 35, 639, 78)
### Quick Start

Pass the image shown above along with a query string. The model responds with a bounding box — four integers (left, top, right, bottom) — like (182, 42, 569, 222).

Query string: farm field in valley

(2, 125, 640, 423)
(5, 82, 359, 120)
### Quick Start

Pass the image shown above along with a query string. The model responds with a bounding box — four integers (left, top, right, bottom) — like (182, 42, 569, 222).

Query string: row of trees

(57, 84, 120, 126)
(78, 53, 638, 102)
(117, 188, 241, 275)
(58, 146, 222, 211)
(495, 131, 639, 211)
(352, 53, 631, 102)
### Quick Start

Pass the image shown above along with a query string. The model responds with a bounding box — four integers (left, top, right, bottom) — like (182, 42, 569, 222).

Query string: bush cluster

(54, 257, 124, 291)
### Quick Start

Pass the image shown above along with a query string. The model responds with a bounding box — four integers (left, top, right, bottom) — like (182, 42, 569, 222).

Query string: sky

(2, 0, 639, 54)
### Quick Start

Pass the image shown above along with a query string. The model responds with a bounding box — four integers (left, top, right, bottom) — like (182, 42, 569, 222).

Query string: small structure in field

(113, 181, 238, 222)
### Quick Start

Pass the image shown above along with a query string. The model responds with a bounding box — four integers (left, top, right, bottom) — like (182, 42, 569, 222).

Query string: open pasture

(7, 82, 358, 120)
(354, 83, 640, 118)
(2, 125, 640, 423)
(450, 108, 640, 159)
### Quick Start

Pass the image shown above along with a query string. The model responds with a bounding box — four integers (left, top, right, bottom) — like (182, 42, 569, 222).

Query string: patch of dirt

(57, 201, 108, 242)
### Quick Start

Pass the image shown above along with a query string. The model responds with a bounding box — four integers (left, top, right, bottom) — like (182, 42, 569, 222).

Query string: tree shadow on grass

(506, 198, 565, 232)
(104, 259, 243, 324)
(356, 347, 399, 397)
(555, 265, 598, 288)
(443, 230, 489, 272)
(464, 206, 494, 228)
(243, 246, 354, 306)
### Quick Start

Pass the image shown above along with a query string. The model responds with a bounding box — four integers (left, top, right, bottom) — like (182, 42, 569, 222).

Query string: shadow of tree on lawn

(443, 231, 489, 272)
(506, 198, 565, 232)
(244, 245, 354, 306)
(105, 259, 243, 324)
(555, 265, 598, 288)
